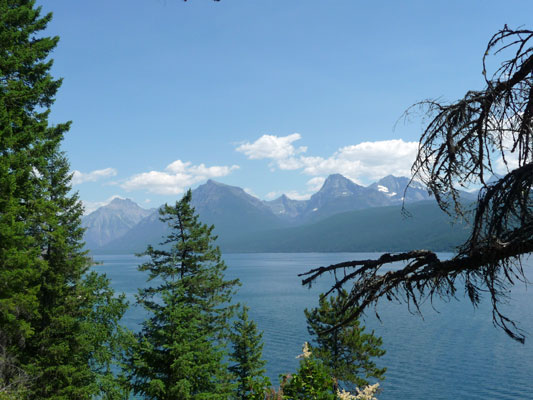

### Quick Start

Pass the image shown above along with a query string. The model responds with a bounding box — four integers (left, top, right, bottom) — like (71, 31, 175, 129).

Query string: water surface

(91, 253, 533, 399)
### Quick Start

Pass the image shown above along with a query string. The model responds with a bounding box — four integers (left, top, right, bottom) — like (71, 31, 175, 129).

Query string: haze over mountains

(83, 198, 154, 248)
(83, 174, 472, 254)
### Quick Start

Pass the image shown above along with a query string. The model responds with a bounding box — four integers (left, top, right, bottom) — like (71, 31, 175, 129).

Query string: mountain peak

(325, 173, 350, 182)
(82, 197, 153, 249)
(193, 179, 267, 211)
(370, 175, 430, 201)
(109, 197, 128, 204)
(107, 197, 140, 209)
(203, 179, 234, 189)
(380, 174, 399, 181)
(320, 174, 360, 192)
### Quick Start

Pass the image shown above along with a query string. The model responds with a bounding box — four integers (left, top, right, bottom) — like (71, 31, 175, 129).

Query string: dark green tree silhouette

(305, 290, 385, 390)
(16, 78, 129, 400)
(229, 305, 270, 399)
(129, 190, 240, 399)
(0, 2, 128, 398)
(0, 1, 58, 389)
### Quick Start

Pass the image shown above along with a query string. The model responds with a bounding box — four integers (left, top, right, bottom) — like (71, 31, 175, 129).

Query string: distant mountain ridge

(82, 198, 153, 249)
(369, 175, 429, 203)
(192, 180, 285, 232)
(221, 201, 471, 253)
(83, 174, 472, 254)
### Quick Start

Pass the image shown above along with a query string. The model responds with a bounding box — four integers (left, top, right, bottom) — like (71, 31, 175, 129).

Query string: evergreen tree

(229, 305, 270, 400)
(305, 290, 385, 390)
(79, 271, 131, 400)
(0, 0, 58, 387)
(25, 145, 95, 399)
(129, 190, 240, 399)
(1, 2, 128, 398)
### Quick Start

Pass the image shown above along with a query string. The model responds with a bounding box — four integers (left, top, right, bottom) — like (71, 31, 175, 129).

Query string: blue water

(91, 253, 533, 399)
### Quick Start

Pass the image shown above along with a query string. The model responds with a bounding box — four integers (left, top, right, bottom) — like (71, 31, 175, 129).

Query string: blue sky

(41, 0, 533, 212)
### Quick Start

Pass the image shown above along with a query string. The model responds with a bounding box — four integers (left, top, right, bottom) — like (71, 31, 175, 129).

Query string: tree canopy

(229, 305, 270, 400)
(305, 290, 385, 390)
(128, 190, 240, 399)
(301, 27, 533, 343)
(0, 1, 128, 398)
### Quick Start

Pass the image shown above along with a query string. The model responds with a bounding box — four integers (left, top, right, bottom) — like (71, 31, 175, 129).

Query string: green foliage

(305, 290, 386, 390)
(0, 1, 128, 398)
(80, 271, 131, 400)
(0, 387, 28, 400)
(281, 344, 336, 400)
(129, 190, 240, 399)
(0, 1, 59, 383)
(229, 305, 270, 400)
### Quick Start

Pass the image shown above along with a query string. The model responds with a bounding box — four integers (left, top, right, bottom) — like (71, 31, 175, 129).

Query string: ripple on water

(91, 253, 533, 399)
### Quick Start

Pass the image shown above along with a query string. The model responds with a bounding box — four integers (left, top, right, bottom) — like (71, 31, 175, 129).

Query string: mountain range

(82, 174, 474, 254)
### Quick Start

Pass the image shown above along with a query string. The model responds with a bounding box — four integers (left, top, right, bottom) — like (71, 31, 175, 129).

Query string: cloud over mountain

(82, 195, 125, 215)
(236, 133, 418, 185)
(120, 160, 239, 195)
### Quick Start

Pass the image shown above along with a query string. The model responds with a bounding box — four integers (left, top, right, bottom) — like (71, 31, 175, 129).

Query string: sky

(40, 0, 533, 213)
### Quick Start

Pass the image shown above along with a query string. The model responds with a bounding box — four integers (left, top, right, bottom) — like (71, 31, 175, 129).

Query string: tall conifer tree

(129, 190, 239, 399)
(0, 2, 128, 398)
(0, 1, 57, 389)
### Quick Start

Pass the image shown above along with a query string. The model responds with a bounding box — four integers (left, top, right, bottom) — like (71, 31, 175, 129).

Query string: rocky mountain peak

(107, 197, 139, 209)
(316, 174, 362, 197)
(323, 173, 353, 186)
(82, 197, 153, 249)
(371, 175, 429, 202)
(205, 179, 223, 186)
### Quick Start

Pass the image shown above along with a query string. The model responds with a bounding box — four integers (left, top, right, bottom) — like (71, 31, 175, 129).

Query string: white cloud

(265, 191, 280, 200)
(72, 168, 117, 185)
(121, 160, 239, 195)
(306, 176, 326, 192)
(494, 154, 520, 175)
(243, 187, 258, 197)
(236, 134, 418, 185)
(82, 195, 124, 215)
(493, 131, 520, 175)
(282, 177, 328, 200)
(284, 190, 313, 201)
(299, 139, 418, 183)
(236, 133, 307, 161)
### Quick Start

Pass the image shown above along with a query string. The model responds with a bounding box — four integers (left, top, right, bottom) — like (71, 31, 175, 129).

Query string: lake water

(91, 253, 533, 399)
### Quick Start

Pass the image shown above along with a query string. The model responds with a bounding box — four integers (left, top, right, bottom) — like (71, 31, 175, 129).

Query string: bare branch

(302, 27, 533, 342)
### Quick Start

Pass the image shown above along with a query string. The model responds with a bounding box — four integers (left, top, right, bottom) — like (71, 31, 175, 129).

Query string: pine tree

(0, 0, 58, 389)
(305, 290, 386, 390)
(1, 2, 128, 398)
(129, 190, 240, 399)
(229, 305, 270, 400)
(80, 271, 130, 400)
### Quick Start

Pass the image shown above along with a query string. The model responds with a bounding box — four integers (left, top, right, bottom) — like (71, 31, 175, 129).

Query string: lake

(91, 253, 533, 400)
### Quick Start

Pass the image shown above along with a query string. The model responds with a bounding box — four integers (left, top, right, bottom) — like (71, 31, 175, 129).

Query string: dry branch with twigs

(300, 27, 533, 343)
